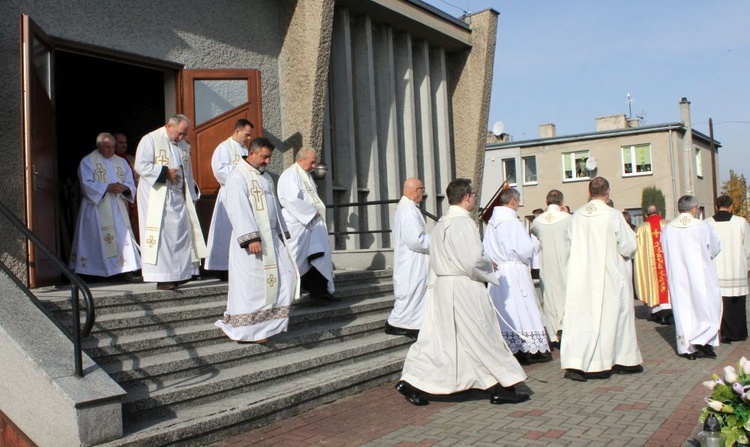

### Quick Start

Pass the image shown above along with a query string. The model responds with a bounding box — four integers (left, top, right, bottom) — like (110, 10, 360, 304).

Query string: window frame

(502, 158, 518, 187)
(522, 155, 537, 185)
(695, 147, 704, 178)
(621, 143, 653, 177)
(561, 150, 591, 182)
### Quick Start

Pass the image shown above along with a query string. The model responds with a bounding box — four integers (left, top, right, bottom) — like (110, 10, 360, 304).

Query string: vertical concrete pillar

(393, 32, 418, 182)
(373, 25, 401, 247)
(447, 9, 498, 206)
(330, 7, 360, 249)
(430, 46, 452, 218)
(351, 15, 383, 249)
(412, 40, 438, 220)
(278, 0, 335, 163)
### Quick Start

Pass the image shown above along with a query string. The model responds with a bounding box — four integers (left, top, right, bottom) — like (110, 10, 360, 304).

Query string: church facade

(0, 0, 499, 287)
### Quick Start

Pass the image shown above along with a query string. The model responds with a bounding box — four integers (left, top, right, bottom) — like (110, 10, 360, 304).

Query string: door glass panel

(194, 79, 248, 125)
(33, 37, 51, 98)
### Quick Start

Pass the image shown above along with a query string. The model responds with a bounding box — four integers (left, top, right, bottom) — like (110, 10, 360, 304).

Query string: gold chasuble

(634, 215, 670, 308)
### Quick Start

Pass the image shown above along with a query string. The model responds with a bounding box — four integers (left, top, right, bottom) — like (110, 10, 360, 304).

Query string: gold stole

(240, 162, 280, 305)
(142, 132, 207, 265)
(87, 150, 130, 258)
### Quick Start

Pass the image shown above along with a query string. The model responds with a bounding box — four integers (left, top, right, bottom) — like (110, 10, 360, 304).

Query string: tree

(722, 169, 748, 219)
(641, 186, 666, 217)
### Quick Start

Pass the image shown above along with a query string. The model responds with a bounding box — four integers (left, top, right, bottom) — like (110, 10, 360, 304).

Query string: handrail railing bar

(325, 198, 438, 222)
(0, 200, 95, 377)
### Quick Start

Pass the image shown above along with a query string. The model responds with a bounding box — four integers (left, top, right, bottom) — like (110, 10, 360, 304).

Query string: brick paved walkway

(211, 302, 748, 446)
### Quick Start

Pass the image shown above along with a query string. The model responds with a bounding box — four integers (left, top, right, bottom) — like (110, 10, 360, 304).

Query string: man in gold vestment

(634, 205, 671, 324)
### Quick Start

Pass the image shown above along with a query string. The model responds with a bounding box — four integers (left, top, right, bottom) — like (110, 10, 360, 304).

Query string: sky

(421, 0, 750, 183)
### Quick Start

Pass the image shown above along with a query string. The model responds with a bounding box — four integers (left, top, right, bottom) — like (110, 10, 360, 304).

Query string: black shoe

(527, 351, 553, 364)
(122, 271, 143, 283)
(720, 336, 733, 344)
(395, 381, 429, 406)
(586, 370, 612, 380)
(513, 352, 530, 365)
(217, 271, 228, 282)
(695, 344, 717, 359)
(489, 384, 530, 405)
(680, 353, 697, 360)
(156, 282, 177, 291)
(613, 364, 644, 374)
(313, 291, 341, 303)
(564, 369, 587, 382)
(385, 322, 419, 338)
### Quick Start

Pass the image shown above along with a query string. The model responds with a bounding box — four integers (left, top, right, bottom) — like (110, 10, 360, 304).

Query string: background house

(481, 97, 721, 225)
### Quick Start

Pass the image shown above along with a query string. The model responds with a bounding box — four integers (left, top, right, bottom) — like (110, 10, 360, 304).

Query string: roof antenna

(626, 93, 633, 119)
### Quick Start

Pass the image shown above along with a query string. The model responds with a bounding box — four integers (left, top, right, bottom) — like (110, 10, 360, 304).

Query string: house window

(696, 147, 703, 178)
(562, 150, 590, 181)
(522, 156, 537, 184)
(621, 144, 652, 176)
(502, 158, 517, 185)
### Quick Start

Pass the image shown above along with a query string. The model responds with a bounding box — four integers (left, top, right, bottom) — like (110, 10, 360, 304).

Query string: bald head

(403, 177, 425, 203)
(646, 205, 659, 216)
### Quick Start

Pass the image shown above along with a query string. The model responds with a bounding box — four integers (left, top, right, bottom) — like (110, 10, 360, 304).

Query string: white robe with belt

(215, 162, 296, 342)
(205, 138, 248, 270)
(561, 199, 642, 372)
(400, 206, 527, 394)
(388, 196, 430, 330)
(69, 153, 140, 276)
(662, 213, 722, 355)
(530, 204, 571, 342)
(135, 127, 204, 282)
(277, 163, 333, 292)
(484, 206, 550, 354)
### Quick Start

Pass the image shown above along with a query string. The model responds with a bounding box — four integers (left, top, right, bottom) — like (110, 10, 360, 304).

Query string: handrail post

(71, 285, 83, 377)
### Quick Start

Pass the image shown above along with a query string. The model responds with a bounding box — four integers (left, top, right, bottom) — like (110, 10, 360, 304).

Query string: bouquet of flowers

(700, 357, 750, 446)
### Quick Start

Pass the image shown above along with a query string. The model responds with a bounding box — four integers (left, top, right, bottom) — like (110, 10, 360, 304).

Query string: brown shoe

(156, 282, 177, 291)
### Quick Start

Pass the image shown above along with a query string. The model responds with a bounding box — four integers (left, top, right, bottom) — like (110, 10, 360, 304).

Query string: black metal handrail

(0, 200, 95, 377)
(325, 198, 438, 242)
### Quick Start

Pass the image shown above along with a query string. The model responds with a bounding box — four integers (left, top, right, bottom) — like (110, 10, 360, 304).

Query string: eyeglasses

(415, 186, 425, 191)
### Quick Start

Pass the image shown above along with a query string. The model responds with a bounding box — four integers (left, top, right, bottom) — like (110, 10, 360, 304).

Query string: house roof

(487, 122, 721, 151)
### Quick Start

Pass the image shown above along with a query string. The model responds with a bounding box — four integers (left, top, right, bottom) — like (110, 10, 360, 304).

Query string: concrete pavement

(210, 301, 747, 446)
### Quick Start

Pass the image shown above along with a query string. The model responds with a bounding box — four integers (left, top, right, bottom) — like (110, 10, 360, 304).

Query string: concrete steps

(37, 268, 408, 447)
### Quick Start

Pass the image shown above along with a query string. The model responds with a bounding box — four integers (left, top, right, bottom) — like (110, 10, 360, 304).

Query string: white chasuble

(561, 199, 642, 373)
(400, 206, 526, 394)
(205, 138, 248, 270)
(277, 163, 334, 292)
(530, 205, 571, 342)
(388, 196, 431, 330)
(662, 213, 722, 355)
(69, 150, 140, 276)
(484, 206, 550, 354)
(215, 161, 298, 342)
(134, 126, 206, 282)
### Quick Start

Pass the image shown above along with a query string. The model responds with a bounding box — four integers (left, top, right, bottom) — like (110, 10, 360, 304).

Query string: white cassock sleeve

(401, 209, 430, 253)
(278, 169, 318, 226)
(134, 133, 166, 188)
(225, 174, 260, 248)
(617, 213, 638, 260)
(707, 224, 722, 260)
(211, 142, 234, 186)
(451, 217, 497, 285)
(78, 157, 108, 206)
(744, 221, 750, 268)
